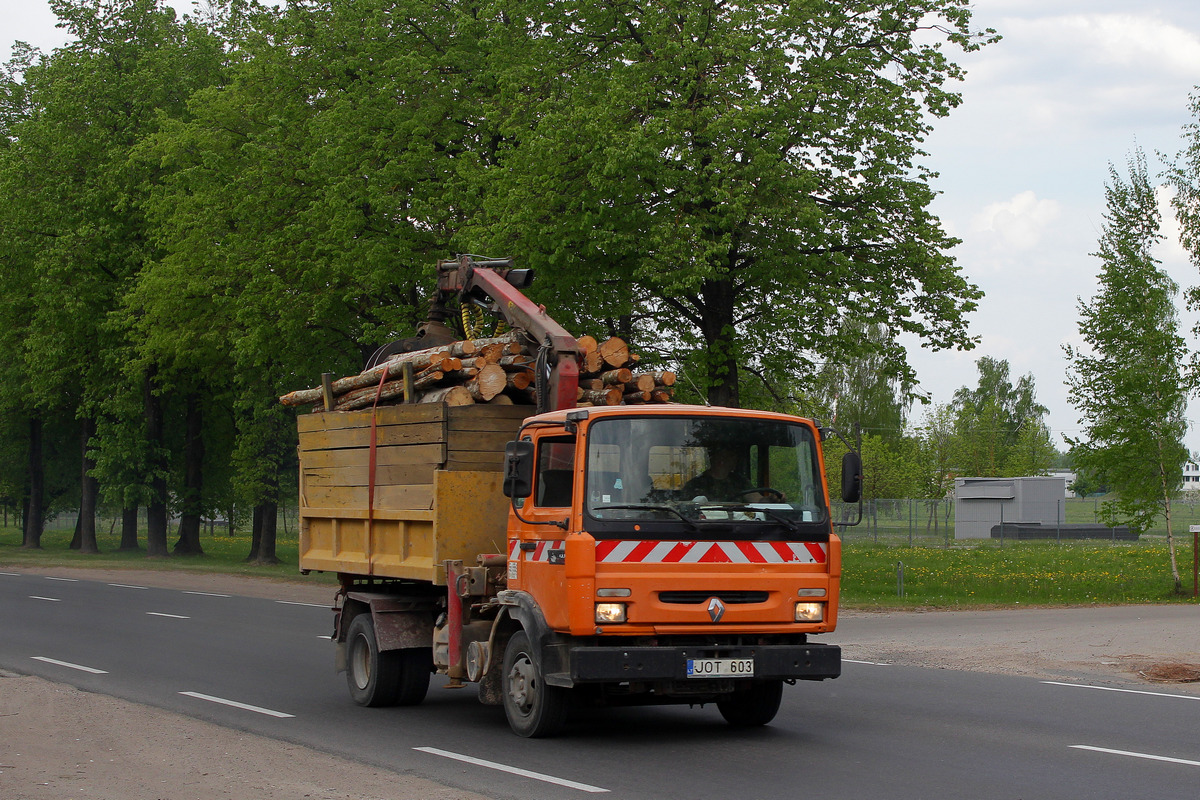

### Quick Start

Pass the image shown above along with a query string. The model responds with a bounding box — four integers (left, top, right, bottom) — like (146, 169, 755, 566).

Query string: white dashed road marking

(414, 747, 610, 793)
(1072, 745, 1200, 767)
(179, 692, 294, 718)
(31, 657, 107, 674)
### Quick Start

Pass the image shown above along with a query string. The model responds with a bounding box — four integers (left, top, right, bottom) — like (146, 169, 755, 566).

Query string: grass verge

(0, 524, 334, 584)
(843, 540, 1200, 608)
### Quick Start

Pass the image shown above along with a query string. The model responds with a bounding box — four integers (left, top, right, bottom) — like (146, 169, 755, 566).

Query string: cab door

(510, 434, 576, 630)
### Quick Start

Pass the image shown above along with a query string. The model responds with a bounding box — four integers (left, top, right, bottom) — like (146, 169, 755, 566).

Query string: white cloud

(1062, 13, 1200, 74)
(968, 191, 1062, 251)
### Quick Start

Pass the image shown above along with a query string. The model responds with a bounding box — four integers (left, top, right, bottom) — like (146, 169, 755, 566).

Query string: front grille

(658, 591, 769, 605)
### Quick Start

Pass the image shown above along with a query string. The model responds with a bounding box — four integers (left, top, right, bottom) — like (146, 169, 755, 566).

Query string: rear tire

(394, 646, 433, 706)
(346, 614, 399, 707)
(502, 631, 568, 737)
(717, 680, 784, 727)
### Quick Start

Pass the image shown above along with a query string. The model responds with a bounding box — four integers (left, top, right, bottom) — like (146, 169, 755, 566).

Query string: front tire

(717, 680, 784, 727)
(502, 630, 568, 737)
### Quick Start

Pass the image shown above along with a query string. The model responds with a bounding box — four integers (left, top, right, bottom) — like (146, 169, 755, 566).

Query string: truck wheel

(346, 614, 400, 707)
(717, 680, 784, 727)
(502, 630, 568, 737)
(394, 647, 433, 706)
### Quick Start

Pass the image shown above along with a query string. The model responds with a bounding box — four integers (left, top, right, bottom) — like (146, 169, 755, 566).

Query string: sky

(4, 1, 1200, 452)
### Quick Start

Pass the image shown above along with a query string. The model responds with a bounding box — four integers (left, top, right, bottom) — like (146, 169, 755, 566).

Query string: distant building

(1048, 470, 1077, 498)
(1184, 460, 1200, 489)
(954, 477, 1065, 539)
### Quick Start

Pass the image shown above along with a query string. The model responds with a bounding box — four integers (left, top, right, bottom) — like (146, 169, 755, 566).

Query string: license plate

(686, 657, 754, 678)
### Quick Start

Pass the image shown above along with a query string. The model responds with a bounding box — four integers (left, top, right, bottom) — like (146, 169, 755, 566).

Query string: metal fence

(26, 497, 1200, 549)
(38, 505, 304, 541)
(834, 497, 1200, 547)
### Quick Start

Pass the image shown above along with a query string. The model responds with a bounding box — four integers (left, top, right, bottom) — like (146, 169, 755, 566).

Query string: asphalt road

(2, 570, 1198, 799)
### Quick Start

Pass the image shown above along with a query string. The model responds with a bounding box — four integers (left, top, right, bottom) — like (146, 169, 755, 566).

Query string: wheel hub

(508, 656, 536, 711)
(350, 636, 371, 690)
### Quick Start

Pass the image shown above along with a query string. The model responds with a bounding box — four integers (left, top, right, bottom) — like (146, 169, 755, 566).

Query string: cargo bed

(297, 403, 530, 583)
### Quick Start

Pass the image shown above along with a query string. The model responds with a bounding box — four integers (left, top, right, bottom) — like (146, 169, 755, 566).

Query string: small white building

(1183, 460, 1200, 489)
(1048, 470, 1077, 498)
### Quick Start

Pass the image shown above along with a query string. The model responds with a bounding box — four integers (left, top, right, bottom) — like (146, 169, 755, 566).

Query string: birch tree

(1066, 151, 1189, 594)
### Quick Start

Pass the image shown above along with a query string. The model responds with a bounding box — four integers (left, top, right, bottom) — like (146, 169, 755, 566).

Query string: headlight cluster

(594, 602, 627, 623)
(794, 601, 825, 622)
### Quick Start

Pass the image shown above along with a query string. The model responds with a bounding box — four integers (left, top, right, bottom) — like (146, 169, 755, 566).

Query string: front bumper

(564, 643, 840, 684)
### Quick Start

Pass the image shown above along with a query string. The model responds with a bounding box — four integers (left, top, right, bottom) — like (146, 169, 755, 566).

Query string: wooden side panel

(298, 507, 438, 580)
(430, 470, 513, 565)
(444, 406, 528, 471)
(298, 422, 447, 451)
(298, 444, 445, 471)
(300, 483, 435, 511)
(297, 403, 532, 581)
(297, 403, 446, 432)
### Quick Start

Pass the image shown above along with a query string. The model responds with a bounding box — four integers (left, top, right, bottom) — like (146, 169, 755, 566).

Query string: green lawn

(0, 523, 321, 583)
(842, 539, 1199, 608)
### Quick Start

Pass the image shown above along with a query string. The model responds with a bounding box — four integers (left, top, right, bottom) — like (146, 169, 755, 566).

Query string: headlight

(794, 601, 824, 622)
(595, 602, 627, 623)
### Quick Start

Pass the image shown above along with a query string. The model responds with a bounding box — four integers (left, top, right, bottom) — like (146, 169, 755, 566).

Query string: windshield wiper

(695, 503, 803, 533)
(592, 503, 701, 533)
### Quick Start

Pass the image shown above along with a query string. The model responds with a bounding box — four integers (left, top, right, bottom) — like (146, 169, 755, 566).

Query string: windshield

(584, 415, 829, 538)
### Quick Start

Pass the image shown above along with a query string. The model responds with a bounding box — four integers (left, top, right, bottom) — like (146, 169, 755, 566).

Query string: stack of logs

(278, 332, 676, 412)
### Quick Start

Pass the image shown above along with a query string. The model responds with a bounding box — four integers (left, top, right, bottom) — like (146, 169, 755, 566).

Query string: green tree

(0, 1, 226, 555)
(806, 320, 915, 443)
(468, 1, 995, 407)
(1066, 151, 1190, 594)
(914, 403, 957, 499)
(951, 357, 1051, 477)
(136, 0, 495, 561)
(823, 433, 919, 502)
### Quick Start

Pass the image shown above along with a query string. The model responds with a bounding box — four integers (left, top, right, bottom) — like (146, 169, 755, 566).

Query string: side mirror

(502, 440, 535, 498)
(841, 451, 863, 504)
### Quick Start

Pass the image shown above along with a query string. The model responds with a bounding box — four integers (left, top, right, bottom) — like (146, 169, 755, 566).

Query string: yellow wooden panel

(299, 515, 373, 574)
(302, 463, 436, 488)
(299, 422, 446, 452)
(301, 483, 435, 511)
(297, 444, 446, 470)
(297, 404, 446, 432)
(446, 430, 518, 454)
(368, 517, 437, 581)
(431, 470, 512, 565)
(447, 405, 532, 431)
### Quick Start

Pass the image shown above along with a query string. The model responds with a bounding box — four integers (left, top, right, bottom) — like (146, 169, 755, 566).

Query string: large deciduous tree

(1067, 150, 1190, 594)
(468, 1, 995, 407)
(1, 0, 225, 556)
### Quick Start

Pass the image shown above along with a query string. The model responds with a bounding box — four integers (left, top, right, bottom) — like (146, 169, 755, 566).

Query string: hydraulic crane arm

(435, 255, 580, 413)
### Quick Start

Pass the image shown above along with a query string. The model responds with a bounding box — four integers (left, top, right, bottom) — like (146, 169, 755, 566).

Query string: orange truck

(296, 257, 861, 737)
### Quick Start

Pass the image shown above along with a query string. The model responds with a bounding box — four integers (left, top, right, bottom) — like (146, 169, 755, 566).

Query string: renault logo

(707, 597, 726, 623)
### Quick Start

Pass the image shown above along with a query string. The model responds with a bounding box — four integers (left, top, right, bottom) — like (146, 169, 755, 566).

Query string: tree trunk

(252, 500, 280, 565)
(77, 417, 100, 554)
(144, 371, 169, 558)
(245, 504, 264, 562)
(1159, 445, 1183, 594)
(701, 277, 740, 408)
(173, 393, 205, 556)
(119, 506, 140, 551)
(22, 417, 44, 549)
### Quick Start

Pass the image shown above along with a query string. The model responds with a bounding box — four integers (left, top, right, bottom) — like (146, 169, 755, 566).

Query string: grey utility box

(953, 477, 1065, 539)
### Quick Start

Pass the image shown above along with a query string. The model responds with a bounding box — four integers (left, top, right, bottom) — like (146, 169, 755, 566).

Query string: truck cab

(498, 404, 843, 735)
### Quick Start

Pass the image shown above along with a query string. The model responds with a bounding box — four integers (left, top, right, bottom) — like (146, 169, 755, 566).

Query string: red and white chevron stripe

(509, 539, 565, 563)
(594, 540, 826, 564)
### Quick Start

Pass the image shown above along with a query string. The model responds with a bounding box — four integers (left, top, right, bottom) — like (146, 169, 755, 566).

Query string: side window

(535, 437, 576, 508)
